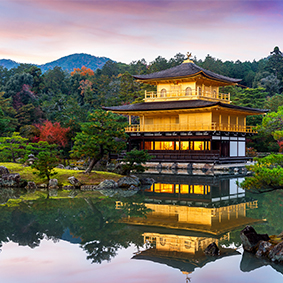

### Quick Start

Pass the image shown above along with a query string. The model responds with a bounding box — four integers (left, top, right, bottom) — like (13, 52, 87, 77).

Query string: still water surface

(0, 174, 283, 283)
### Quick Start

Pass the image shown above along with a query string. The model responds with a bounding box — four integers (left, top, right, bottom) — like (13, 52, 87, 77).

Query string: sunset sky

(0, 0, 282, 65)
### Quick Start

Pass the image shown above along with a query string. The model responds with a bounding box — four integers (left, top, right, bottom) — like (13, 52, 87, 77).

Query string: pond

(0, 173, 283, 283)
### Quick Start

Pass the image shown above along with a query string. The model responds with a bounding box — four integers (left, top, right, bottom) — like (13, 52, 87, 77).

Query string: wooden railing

(125, 123, 257, 133)
(144, 90, 230, 103)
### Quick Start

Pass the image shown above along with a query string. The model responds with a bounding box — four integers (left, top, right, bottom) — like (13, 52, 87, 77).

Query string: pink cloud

(0, 0, 282, 64)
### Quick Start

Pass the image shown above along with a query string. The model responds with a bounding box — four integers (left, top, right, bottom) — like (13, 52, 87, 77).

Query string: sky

(0, 0, 283, 65)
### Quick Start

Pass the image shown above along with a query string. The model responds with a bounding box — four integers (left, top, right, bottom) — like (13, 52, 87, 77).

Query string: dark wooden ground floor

(126, 133, 248, 163)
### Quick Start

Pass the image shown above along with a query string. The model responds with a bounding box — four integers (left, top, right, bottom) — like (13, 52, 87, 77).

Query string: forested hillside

(0, 53, 111, 73)
(0, 46, 283, 164)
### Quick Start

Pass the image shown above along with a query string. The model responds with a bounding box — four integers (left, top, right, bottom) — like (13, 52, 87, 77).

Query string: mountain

(39, 53, 111, 73)
(0, 53, 112, 73)
(0, 59, 19, 69)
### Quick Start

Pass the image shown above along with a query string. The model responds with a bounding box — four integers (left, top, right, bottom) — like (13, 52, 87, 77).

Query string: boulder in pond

(268, 241, 283, 262)
(68, 176, 81, 187)
(26, 181, 37, 191)
(240, 226, 270, 252)
(49, 179, 58, 189)
(1, 173, 21, 187)
(97, 179, 118, 190)
(0, 166, 9, 176)
(256, 241, 274, 257)
(117, 176, 140, 188)
(204, 242, 220, 256)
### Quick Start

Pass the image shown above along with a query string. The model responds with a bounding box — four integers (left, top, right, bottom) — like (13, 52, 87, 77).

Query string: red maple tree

(35, 120, 70, 147)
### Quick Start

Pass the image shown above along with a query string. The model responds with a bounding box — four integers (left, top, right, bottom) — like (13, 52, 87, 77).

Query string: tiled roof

(103, 100, 268, 113)
(133, 62, 241, 83)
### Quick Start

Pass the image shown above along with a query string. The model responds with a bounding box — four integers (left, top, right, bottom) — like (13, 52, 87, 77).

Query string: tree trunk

(84, 147, 104, 173)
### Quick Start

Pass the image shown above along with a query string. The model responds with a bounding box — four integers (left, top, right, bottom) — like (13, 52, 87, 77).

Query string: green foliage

(232, 87, 268, 125)
(240, 154, 283, 192)
(31, 150, 59, 183)
(121, 149, 153, 175)
(0, 132, 28, 162)
(259, 106, 283, 145)
(71, 109, 128, 173)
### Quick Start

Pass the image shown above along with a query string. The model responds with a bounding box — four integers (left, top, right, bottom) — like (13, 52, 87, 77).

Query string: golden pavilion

(104, 54, 267, 163)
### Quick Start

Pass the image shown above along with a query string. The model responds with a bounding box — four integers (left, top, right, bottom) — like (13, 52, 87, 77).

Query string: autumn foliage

(35, 120, 70, 147)
(71, 66, 94, 77)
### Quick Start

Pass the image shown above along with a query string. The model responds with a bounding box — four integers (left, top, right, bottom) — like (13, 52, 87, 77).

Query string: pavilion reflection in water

(118, 175, 263, 274)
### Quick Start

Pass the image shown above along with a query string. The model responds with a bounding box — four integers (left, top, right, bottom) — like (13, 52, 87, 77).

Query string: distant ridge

(0, 53, 112, 72)
(0, 59, 19, 69)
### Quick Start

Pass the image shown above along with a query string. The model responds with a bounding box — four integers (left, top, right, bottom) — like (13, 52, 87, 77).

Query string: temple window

(160, 88, 167, 97)
(185, 87, 192, 96)
(144, 141, 153, 150)
(181, 141, 190, 150)
(155, 141, 174, 150)
(198, 87, 202, 95)
(180, 185, 189, 194)
(160, 238, 166, 246)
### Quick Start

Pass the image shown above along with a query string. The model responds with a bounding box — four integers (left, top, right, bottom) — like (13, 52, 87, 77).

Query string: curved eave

(102, 102, 268, 116)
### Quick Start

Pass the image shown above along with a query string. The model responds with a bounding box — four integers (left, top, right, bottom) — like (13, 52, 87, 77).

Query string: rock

(57, 164, 64, 169)
(256, 241, 274, 257)
(97, 179, 118, 190)
(68, 176, 81, 187)
(65, 166, 72, 170)
(0, 173, 21, 187)
(268, 241, 283, 262)
(81, 185, 97, 191)
(117, 176, 140, 188)
(39, 183, 47, 188)
(26, 181, 37, 191)
(0, 166, 9, 176)
(49, 179, 58, 189)
(240, 226, 270, 252)
(204, 242, 220, 256)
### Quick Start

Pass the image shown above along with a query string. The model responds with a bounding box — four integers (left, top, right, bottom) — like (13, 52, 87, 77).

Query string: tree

(232, 87, 268, 126)
(121, 149, 153, 175)
(35, 120, 70, 147)
(31, 150, 59, 192)
(265, 46, 283, 92)
(26, 66, 44, 94)
(265, 94, 283, 112)
(4, 73, 33, 99)
(259, 106, 283, 151)
(71, 66, 95, 77)
(239, 154, 283, 192)
(0, 132, 28, 162)
(71, 109, 127, 173)
(43, 66, 68, 95)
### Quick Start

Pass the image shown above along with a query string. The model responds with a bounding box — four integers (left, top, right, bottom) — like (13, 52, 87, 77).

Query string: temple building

(103, 54, 267, 163)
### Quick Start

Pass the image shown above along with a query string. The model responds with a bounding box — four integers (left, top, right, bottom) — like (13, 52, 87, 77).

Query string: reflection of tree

(76, 196, 148, 263)
(0, 194, 148, 264)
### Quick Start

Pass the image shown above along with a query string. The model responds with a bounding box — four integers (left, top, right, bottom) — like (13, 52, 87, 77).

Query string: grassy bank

(0, 162, 122, 187)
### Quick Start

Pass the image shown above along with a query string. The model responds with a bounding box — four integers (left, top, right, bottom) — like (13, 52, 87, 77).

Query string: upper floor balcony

(125, 122, 257, 134)
(144, 89, 231, 103)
